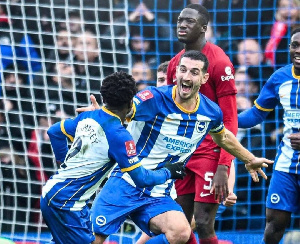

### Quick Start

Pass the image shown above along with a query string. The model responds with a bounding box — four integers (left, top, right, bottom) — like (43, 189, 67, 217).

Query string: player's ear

(201, 25, 207, 33)
(201, 72, 209, 85)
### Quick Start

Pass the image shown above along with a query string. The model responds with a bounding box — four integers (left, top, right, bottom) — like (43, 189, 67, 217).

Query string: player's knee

(166, 224, 191, 243)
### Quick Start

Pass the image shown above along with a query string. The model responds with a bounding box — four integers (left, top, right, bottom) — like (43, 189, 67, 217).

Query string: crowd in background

(0, 0, 299, 234)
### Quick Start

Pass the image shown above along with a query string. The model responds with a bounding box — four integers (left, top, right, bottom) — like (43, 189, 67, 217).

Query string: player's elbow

(47, 122, 60, 139)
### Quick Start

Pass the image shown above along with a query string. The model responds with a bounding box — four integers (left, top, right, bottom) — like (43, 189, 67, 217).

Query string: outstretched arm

(210, 128, 273, 182)
(238, 106, 269, 128)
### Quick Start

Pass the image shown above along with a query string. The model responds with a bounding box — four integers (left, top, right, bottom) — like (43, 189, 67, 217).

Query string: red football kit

(168, 42, 238, 202)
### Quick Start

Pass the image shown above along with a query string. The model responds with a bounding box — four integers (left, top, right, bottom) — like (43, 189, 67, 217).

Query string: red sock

(186, 231, 198, 244)
(199, 236, 218, 244)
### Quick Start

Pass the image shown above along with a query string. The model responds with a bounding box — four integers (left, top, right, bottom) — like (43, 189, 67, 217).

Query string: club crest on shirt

(125, 140, 137, 156)
(195, 121, 208, 133)
(137, 90, 154, 101)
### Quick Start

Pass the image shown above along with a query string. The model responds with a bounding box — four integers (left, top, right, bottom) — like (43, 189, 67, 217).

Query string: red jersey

(167, 42, 238, 168)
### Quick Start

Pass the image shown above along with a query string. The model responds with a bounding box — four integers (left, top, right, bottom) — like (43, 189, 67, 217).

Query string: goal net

(0, 0, 299, 243)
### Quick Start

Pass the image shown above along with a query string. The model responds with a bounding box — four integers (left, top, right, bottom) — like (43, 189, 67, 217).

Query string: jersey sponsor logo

(137, 90, 154, 101)
(285, 110, 300, 127)
(270, 193, 280, 204)
(128, 156, 138, 164)
(125, 140, 137, 156)
(221, 66, 234, 81)
(200, 192, 212, 197)
(96, 215, 106, 226)
(163, 136, 195, 153)
(195, 121, 208, 133)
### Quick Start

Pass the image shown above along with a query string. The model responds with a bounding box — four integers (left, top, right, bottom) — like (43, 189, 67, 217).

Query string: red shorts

(175, 155, 229, 203)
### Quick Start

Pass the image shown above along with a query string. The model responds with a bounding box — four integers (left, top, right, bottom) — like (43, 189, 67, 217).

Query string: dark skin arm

(288, 132, 300, 150)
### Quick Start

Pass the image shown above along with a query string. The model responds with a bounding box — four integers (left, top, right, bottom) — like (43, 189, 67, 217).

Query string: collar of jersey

(172, 85, 200, 114)
(292, 66, 300, 79)
(102, 106, 122, 122)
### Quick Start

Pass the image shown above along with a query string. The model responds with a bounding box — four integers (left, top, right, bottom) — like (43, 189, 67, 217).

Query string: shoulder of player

(203, 42, 232, 64)
(135, 86, 167, 102)
(199, 93, 221, 111)
(268, 64, 293, 83)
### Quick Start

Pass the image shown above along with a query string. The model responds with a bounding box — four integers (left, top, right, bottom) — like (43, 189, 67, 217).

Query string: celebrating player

(40, 71, 186, 244)
(166, 4, 237, 243)
(238, 28, 300, 244)
(81, 50, 272, 244)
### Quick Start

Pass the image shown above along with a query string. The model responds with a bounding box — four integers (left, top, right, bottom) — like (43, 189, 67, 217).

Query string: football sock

(186, 231, 198, 244)
(145, 234, 169, 244)
(199, 236, 218, 244)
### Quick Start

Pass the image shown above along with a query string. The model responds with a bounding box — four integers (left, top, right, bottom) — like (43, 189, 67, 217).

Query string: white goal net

(0, 0, 134, 243)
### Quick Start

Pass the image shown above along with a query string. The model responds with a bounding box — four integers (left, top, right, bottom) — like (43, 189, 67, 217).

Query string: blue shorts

(91, 176, 183, 237)
(266, 170, 300, 213)
(40, 197, 95, 244)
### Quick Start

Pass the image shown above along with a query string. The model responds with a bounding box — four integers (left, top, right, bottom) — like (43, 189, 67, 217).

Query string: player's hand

(245, 157, 273, 182)
(76, 94, 101, 112)
(223, 192, 237, 207)
(164, 162, 186, 180)
(210, 165, 229, 203)
(288, 132, 300, 150)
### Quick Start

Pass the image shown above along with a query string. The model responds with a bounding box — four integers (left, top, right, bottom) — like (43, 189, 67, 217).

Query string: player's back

(42, 109, 123, 210)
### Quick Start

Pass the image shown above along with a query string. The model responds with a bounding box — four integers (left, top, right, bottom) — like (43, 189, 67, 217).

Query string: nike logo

(200, 192, 212, 197)
(176, 171, 182, 174)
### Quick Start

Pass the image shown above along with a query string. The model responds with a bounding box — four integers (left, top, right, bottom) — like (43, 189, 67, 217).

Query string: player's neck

(104, 106, 126, 124)
(184, 38, 206, 52)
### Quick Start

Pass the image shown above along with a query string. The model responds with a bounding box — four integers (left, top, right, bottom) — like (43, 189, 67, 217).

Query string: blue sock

(145, 234, 169, 244)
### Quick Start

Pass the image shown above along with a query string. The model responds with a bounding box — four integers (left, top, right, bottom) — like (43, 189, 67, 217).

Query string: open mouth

(181, 83, 192, 93)
(294, 56, 300, 64)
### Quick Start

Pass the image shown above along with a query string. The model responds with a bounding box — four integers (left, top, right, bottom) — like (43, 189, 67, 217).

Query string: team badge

(270, 193, 280, 204)
(137, 90, 154, 101)
(96, 216, 106, 226)
(196, 121, 208, 133)
(125, 140, 137, 156)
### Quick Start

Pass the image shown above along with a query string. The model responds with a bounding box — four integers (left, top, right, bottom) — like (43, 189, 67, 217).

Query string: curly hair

(100, 71, 137, 108)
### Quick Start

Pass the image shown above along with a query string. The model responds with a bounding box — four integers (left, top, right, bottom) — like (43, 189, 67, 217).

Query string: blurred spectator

(1, 65, 34, 153)
(235, 67, 259, 102)
(236, 39, 264, 67)
(46, 27, 73, 66)
(131, 61, 154, 91)
(105, 1, 177, 69)
(202, 0, 274, 39)
(284, 230, 300, 244)
(205, 21, 217, 44)
(263, 0, 300, 68)
(33, 62, 76, 118)
(0, 146, 41, 232)
(73, 30, 104, 106)
(156, 61, 169, 87)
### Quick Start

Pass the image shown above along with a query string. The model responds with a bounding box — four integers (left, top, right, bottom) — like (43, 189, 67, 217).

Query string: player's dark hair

(180, 50, 209, 73)
(291, 27, 300, 37)
(185, 4, 209, 25)
(100, 71, 137, 109)
(157, 61, 169, 74)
